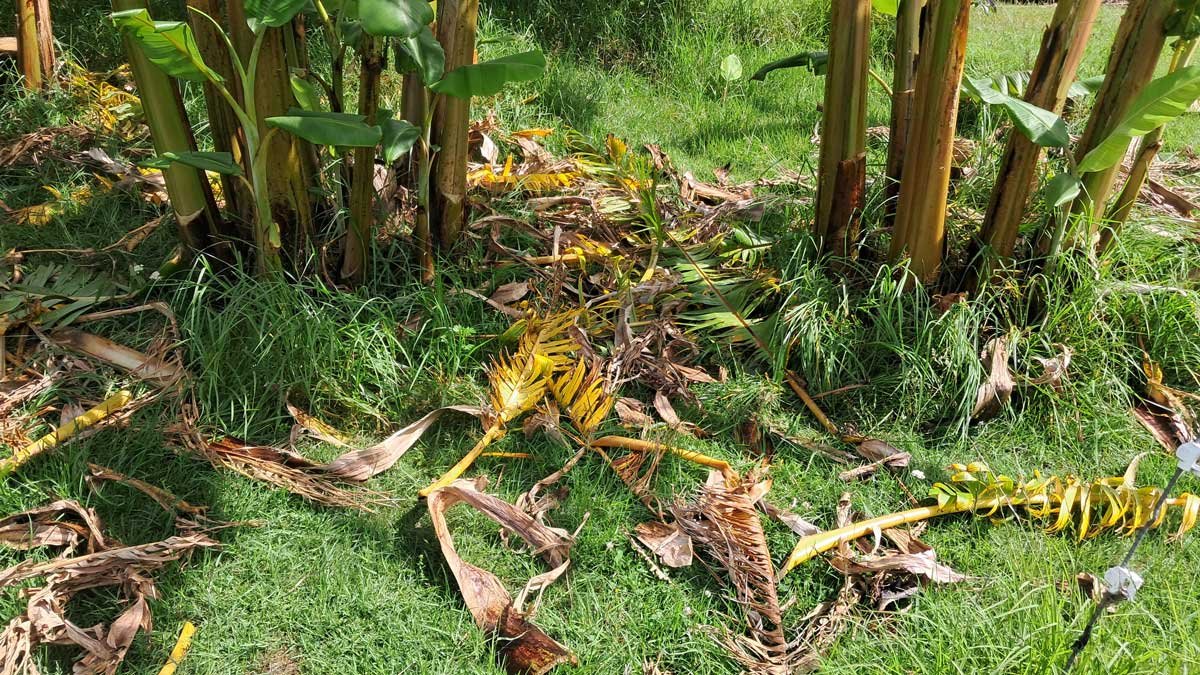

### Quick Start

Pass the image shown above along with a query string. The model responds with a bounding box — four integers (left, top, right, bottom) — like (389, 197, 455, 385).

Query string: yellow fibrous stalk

(781, 459, 1200, 575)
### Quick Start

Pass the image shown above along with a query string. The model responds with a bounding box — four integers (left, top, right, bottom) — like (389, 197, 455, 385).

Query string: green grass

(2, 2, 1200, 674)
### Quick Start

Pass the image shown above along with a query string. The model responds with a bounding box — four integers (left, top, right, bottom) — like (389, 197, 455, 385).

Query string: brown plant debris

(632, 520, 694, 568)
(839, 438, 911, 481)
(174, 407, 390, 511)
(972, 335, 1015, 420)
(0, 500, 107, 554)
(323, 405, 484, 482)
(51, 329, 185, 387)
(1024, 344, 1072, 391)
(672, 472, 790, 673)
(85, 463, 208, 520)
(426, 478, 578, 675)
(1135, 356, 1196, 449)
(0, 500, 216, 675)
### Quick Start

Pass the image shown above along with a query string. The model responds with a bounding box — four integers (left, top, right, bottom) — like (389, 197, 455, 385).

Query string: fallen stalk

(592, 435, 736, 481)
(1, 390, 133, 477)
(419, 424, 505, 497)
(781, 491, 1192, 575)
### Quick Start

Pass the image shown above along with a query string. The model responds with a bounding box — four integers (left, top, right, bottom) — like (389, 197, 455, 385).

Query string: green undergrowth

(2, 2, 1200, 674)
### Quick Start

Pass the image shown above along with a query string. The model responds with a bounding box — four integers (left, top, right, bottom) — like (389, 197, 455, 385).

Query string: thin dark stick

(1064, 467, 1185, 670)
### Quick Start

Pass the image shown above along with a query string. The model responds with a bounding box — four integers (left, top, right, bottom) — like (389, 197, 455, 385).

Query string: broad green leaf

(1069, 75, 1104, 99)
(266, 109, 382, 147)
(289, 74, 323, 111)
(245, 0, 310, 30)
(964, 77, 1069, 147)
(749, 51, 827, 81)
(1078, 65, 1200, 174)
(359, 0, 432, 37)
(430, 50, 546, 99)
(142, 151, 243, 175)
(720, 54, 743, 82)
(871, 0, 898, 16)
(111, 9, 220, 83)
(1043, 173, 1082, 209)
(1001, 98, 1069, 147)
(381, 118, 420, 162)
(395, 26, 444, 84)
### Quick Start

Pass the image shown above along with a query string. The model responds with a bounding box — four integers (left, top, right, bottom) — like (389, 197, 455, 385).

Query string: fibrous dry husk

(972, 336, 1015, 420)
(672, 472, 789, 673)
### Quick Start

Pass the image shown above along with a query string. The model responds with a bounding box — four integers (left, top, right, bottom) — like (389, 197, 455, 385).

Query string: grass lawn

(2, 2, 1200, 674)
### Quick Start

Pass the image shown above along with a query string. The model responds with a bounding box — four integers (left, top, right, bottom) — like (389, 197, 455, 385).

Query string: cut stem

(973, 0, 1101, 289)
(888, 0, 972, 285)
(341, 34, 383, 284)
(1068, 0, 1172, 244)
(1099, 37, 1197, 253)
(883, 0, 921, 226)
(0, 390, 133, 478)
(813, 0, 870, 256)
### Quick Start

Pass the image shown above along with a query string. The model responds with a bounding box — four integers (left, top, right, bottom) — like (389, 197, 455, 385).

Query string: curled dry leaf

(175, 421, 390, 511)
(323, 405, 484, 481)
(840, 439, 910, 481)
(489, 281, 531, 307)
(0, 534, 218, 589)
(971, 336, 1014, 420)
(830, 549, 966, 586)
(86, 463, 208, 518)
(0, 499, 107, 553)
(614, 397, 653, 428)
(632, 520, 694, 568)
(0, 516, 215, 675)
(426, 478, 578, 674)
(1141, 357, 1196, 443)
(758, 500, 821, 537)
(1025, 344, 1071, 391)
(1133, 401, 1192, 451)
(652, 390, 682, 427)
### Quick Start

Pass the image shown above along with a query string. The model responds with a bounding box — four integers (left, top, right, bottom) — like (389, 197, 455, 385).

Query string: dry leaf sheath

(426, 478, 578, 674)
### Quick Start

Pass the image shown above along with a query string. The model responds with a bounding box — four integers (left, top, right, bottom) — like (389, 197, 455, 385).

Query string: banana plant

(1042, 62, 1200, 260)
(1101, 2, 1199, 250)
(359, 0, 545, 282)
(969, 0, 1101, 292)
(112, 1, 381, 277)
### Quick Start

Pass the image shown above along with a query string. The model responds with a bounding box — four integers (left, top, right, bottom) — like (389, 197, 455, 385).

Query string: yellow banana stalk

(1, 390, 133, 477)
(781, 460, 1200, 575)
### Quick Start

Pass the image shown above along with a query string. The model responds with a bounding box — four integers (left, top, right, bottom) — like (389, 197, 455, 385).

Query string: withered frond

(519, 310, 582, 371)
(550, 359, 615, 437)
(673, 474, 789, 672)
(487, 350, 553, 425)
